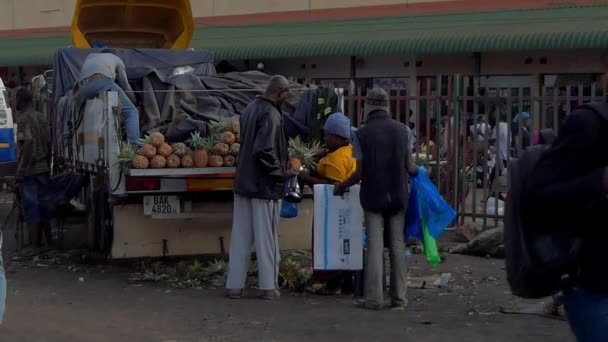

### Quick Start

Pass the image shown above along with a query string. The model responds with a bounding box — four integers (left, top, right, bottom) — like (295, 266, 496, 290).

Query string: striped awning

(1, 4, 608, 66)
(194, 4, 608, 60)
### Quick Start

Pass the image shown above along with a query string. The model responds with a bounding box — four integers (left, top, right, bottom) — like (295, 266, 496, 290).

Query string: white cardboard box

(313, 184, 364, 270)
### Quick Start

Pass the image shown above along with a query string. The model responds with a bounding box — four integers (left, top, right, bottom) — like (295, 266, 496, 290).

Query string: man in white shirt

(470, 115, 492, 142)
(490, 115, 511, 184)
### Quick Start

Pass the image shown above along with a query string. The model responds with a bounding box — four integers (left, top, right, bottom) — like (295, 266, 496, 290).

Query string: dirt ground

(0, 192, 573, 342)
(0, 252, 572, 342)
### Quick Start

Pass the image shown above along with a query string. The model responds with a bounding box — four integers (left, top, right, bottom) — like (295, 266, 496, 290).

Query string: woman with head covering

(299, 112, 357, 185)
(299, 112, 357, 295)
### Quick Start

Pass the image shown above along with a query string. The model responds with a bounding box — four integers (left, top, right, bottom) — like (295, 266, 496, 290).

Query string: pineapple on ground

(166, 154, 181, 168)
(171, 142, 188, 157)
(150, 155, 167, 169)
(118, 143, 149, 169)
(157, 143, 173, 158)
(187, 132, 213, 168)
(181, 155, 194, 168)
(288, 136, 320, 171)
(223, 155, 236, 167)
(208, 155, 224, 167)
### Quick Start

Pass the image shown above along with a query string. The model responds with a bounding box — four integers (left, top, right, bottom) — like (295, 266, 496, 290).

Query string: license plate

(143, 195, 180, 215)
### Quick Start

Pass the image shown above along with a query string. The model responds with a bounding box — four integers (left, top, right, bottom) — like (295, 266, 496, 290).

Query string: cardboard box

(313, 184, 363, 270)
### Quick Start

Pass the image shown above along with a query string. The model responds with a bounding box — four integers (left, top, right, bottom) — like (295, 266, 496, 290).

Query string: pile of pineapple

(119, 118, 241, 169)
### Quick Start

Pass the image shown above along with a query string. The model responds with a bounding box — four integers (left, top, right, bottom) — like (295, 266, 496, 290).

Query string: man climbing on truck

(74, 51, 140, 145)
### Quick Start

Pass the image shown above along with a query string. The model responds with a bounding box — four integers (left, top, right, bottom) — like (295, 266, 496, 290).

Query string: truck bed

(127, 167, 236, 178)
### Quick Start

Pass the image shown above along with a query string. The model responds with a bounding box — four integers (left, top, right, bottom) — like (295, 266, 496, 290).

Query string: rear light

(126, 177, 160, 191)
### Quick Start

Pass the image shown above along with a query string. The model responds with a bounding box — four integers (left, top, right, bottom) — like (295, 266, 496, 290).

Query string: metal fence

(343, 75, 607, 230)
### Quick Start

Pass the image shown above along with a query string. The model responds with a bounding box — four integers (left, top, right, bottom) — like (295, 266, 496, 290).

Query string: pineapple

(288, 136, 320, 171)
(229, 143, 240, 157)
(138, 144, 157, 159)
(117, 143, 135, 164)
(131, 155, 149, 169)
(228, 117, 240, 135)
(181, 155, 194, 168)
(150, 155, 167, 168)
(187, 132, 212, 168)
(209, 120, 229, 137)
(118, 143, 148, 169)
(166, 154, 181, 168)
(208, 155, 224, 167)
(223, 155, 236, 167)
(149, 132, 165, 147)
(221, 131, 236, 145)
(171, 142, 188, 157)
(157, 143, 173, 158)
(213, 143, 230, 157)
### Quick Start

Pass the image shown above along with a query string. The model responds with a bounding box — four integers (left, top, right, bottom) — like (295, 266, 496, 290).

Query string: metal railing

(343, 75, 606, 229)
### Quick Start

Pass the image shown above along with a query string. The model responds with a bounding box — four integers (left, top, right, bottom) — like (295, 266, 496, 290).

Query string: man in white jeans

(226, 76, 294, 300)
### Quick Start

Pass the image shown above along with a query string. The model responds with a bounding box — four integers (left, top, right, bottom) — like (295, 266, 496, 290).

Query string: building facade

(0, 0, 606, 108)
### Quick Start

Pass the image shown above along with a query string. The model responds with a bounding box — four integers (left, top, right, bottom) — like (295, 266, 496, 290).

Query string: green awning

(1, 4, 608, 66)
(194, 4, 608, 60)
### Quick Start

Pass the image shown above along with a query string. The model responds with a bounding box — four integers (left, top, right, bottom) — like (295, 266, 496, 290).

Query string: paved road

(0, 255, 572, 342)
(0, 193, 573, 342)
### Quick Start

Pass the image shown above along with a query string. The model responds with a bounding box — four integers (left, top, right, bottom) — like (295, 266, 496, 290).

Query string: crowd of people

(226, 81, 419, 309)
(224, 75, 608, 341)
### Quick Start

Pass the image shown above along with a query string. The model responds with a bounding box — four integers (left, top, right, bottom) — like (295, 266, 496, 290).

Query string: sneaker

(259, 289, 280, 301)
(225, 289, 244, 299)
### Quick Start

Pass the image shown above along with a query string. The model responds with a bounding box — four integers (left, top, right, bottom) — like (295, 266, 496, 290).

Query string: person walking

(526, 103, 608, 341)
(15, 88, 52, 251)
(335, 88, 418, 310)
(226, 76, 294, 300)
(74, 51, 140, 145)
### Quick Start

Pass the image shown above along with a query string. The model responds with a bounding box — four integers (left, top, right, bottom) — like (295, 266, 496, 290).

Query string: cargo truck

(34, 0, 316, 258)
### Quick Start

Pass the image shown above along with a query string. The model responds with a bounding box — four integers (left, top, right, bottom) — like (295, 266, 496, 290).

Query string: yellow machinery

(71, 0, 195, 49)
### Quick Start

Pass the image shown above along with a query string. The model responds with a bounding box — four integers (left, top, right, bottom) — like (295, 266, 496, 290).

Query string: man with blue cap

(300, 112, 356, 185)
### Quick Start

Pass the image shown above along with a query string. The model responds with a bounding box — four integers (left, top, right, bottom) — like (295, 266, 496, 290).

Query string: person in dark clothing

(15, 88, 52, 250)
(226, 75, 295, 301)
(526, 105, 608, 341)
(335, 88, 418, 310)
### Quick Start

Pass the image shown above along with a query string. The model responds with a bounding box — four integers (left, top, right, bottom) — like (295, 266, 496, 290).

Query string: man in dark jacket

(527, 105, 608, 340)
(335, 88, 418, 310)
(226, 75, 294, 300)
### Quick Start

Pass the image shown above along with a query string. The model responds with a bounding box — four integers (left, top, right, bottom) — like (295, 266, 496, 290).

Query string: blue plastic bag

(280, 200, 298, 218)
(280, 184, 298, 218)
(406, 166, 457, 240)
